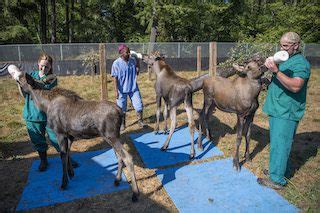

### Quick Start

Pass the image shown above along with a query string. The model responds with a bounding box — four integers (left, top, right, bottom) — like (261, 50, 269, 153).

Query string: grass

(0, 69, 319, 211)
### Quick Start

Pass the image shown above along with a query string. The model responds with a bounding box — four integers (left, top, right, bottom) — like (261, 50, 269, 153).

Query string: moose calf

(142, 53, 207, 159)
(198, 58, 267, 171)
(8, 65, 139, 201)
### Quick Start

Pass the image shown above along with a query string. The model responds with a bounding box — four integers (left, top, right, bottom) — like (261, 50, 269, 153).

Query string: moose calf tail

(190, 73, 209, 93)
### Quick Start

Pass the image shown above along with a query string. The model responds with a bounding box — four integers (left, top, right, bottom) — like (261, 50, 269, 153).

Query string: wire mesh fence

(0, 42, 319, 76)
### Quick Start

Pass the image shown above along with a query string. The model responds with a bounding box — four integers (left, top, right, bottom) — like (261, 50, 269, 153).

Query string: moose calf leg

(67, 138, 74, 178)
(233, 116, 245, 171)
(163, 102, 169, 134)
(243, 115, 254, 163)
(197, 109, 204, 150)
(58, 136, 69, 190)
(155, 96, 161, 134)
(186, 103, 195, 159)
(161, 107, 177, 151)
(114, 152, 124, 186)
(111, 138, 139, 202)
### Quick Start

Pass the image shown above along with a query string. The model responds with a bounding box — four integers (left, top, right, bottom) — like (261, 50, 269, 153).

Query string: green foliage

(219, 42, 275, 70)
(0, 0, 319, 44)
(0, 25, 32, 43)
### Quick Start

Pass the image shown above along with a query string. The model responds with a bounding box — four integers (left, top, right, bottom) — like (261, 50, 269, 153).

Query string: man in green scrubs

(257, 32, 310, 189)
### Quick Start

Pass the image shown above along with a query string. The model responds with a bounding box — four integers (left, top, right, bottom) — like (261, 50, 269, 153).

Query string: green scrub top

(22, 71, 57, 121)
(263, 53, 310, 121)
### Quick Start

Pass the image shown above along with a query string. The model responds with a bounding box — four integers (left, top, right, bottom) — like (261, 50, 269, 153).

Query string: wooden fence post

(99, 43, 108, 100)
(197, 46, 201, 76)
(209, 42, 217, 76)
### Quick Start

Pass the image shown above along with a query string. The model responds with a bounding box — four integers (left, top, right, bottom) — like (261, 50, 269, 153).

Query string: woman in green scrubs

(21, 53, 78, 171)
(257, 32, 310, 189)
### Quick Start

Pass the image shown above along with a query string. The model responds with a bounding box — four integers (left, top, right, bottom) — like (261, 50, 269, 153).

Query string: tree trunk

(148, 0, 158, 80)
(51, 0, 56, 43)
(40, 0, 47, 43)
(148, 0, 158, 54)
(69, 0, 74, 43)
(65, 0, 70, 42)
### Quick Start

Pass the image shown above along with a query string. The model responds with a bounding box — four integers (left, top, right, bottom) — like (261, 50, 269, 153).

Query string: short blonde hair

(281, 32, 301, 44)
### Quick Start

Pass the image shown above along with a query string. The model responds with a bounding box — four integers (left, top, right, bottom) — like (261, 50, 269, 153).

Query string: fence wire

(0, 42, 319, 76)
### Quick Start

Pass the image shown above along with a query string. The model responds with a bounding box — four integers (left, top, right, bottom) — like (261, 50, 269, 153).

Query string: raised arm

(264, 58, 305, 93)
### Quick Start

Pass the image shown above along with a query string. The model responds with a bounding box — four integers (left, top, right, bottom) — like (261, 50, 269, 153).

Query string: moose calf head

(142, 51, 166, 67)
(232, 57, 267, 80)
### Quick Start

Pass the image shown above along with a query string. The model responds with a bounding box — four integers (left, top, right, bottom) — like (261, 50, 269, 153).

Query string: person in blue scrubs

(111, 44, 146, 131)
(257, 32, 310, 189)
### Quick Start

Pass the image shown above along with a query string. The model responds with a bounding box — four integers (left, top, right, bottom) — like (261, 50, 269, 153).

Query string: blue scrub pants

(117, 88, 143, 113)
(269, 116, 298, 185)
(26, 121, 60, 152)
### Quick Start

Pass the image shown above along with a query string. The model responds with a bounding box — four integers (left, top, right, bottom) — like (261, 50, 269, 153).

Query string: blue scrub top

(111, 57, 138, 93)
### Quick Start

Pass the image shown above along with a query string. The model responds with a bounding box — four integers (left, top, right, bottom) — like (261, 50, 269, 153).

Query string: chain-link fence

(0, 42, 319, 76)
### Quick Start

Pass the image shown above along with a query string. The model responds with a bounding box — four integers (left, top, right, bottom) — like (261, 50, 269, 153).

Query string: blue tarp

(156, 158, 298, 213)
(130, 125, 224, 168)
(16, 148, 129, 211)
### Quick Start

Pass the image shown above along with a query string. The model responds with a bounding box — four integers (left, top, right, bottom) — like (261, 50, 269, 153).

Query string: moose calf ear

(232, 63, 245, 72)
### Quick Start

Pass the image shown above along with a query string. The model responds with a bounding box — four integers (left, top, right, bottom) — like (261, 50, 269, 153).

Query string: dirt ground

(0, 70, 319, 212)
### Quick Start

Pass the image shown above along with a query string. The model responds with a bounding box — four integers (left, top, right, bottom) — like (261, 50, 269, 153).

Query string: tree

(50, 0, 56, 43)
(40, 0, 47, 43)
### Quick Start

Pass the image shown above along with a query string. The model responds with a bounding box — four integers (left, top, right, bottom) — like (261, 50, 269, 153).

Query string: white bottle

(272, 51, 289, 64)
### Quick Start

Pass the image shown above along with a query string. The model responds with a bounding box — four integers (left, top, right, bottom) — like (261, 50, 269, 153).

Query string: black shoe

(137, 111, 147, 128)
(263, 169, 292, 178)
(38, 151, 48, 172)
(257, 178, 284, 190)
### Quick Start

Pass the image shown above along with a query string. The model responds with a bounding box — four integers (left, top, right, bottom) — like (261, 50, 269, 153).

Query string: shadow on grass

(290, 131, 320, 177)
(0, 140, 34, 159)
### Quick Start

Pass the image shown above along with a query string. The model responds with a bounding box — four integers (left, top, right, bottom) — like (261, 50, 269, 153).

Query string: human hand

(264, 57, 279, 74)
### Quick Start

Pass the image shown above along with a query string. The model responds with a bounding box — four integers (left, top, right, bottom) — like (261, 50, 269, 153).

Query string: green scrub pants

(269, 116, 298, 186)
(26, 121, 60, 153)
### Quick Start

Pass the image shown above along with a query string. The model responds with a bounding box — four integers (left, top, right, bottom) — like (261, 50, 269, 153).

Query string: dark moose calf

(198, 57, 267, 171)
(13, 69, 139, 202)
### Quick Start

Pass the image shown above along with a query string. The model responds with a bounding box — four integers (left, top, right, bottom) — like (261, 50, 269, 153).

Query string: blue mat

(130, 125, 224, 168)
(156, 158, 298, 213)
(17, 149, 129, 211)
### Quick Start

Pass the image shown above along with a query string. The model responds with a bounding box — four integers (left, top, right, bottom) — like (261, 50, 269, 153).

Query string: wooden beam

(197, 46, 201, 76)
(209, 42, 217, 76)
(99, 43, 107, 100)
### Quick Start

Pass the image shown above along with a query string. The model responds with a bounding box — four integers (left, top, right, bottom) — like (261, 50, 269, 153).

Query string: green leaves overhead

(0, 0, 319, 44)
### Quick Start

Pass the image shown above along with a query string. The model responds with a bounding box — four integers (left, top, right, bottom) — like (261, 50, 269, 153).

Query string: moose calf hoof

(131, 193, 139, 202)
(198, 146, 203, 151)
(189, 154, 195, 160)
(154, 131, 159, 135)
(160, 146, 167, 151)
(60, 183, 68, 190)
(68, 171, 74, 178)
(114, 180, 120, 186)
(233, 160, 241, 172)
